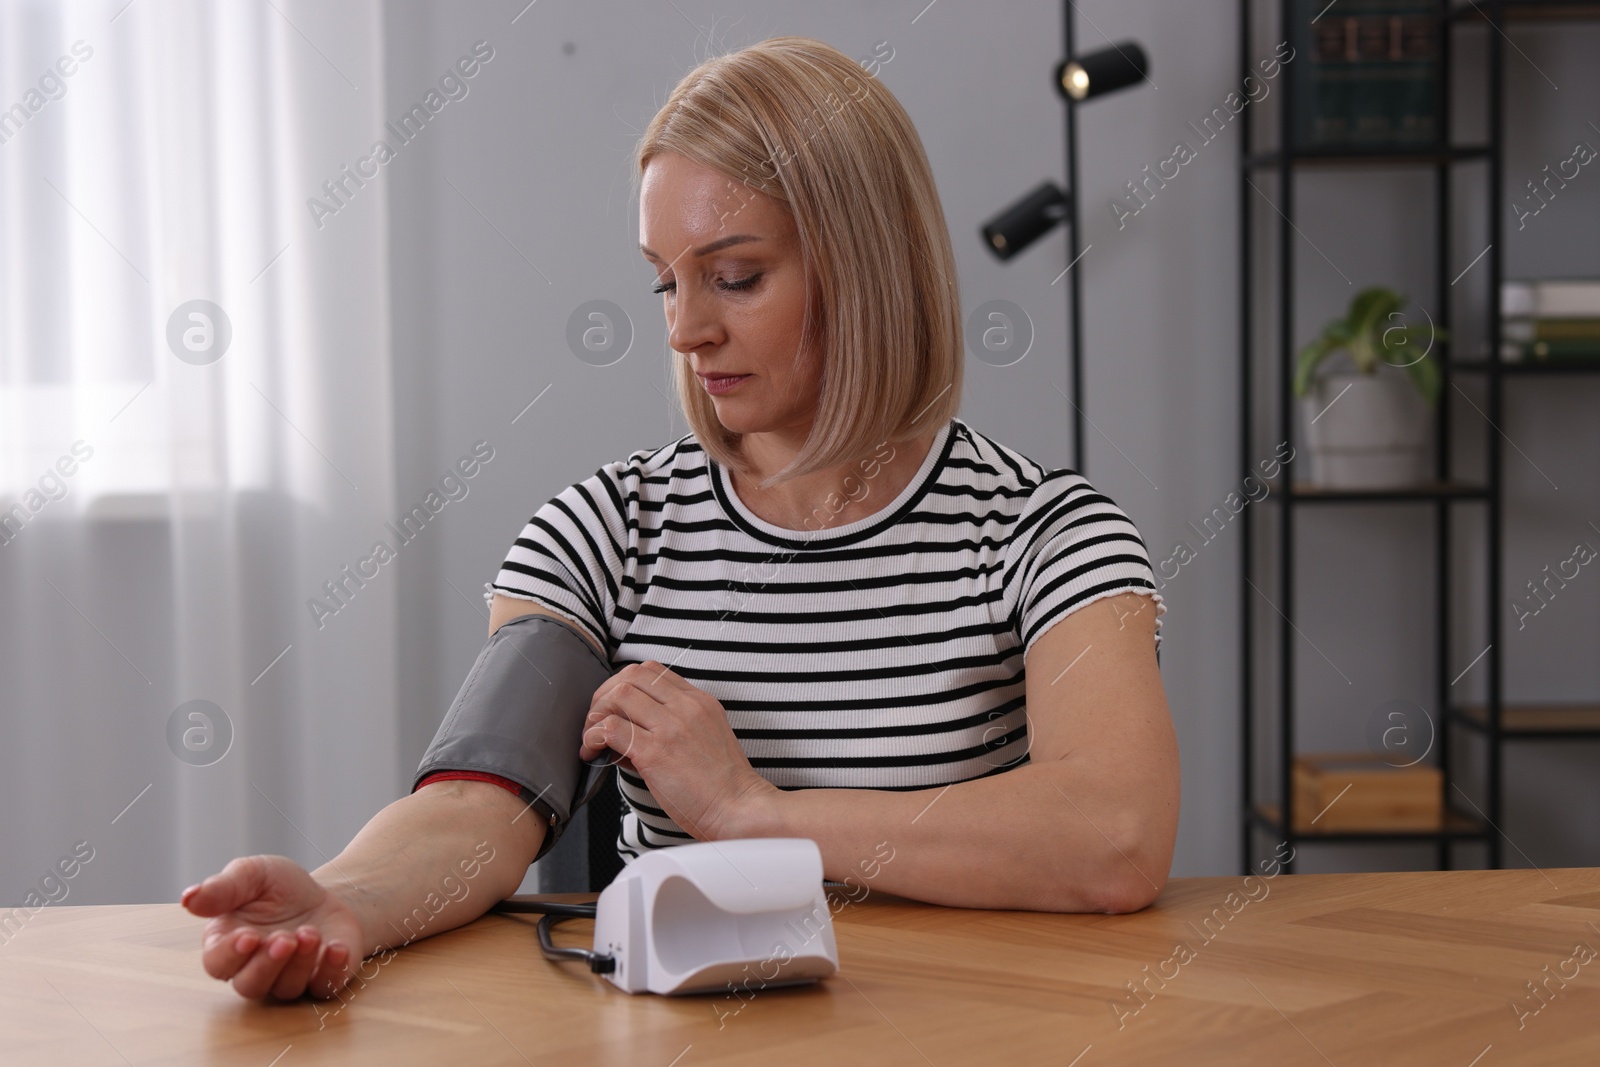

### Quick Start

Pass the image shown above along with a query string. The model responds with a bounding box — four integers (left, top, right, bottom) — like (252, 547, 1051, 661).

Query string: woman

(183, 35, 1178, 1002)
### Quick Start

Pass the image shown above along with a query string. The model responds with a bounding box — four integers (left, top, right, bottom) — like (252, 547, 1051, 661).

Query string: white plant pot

(1301, 373, 1431, 489)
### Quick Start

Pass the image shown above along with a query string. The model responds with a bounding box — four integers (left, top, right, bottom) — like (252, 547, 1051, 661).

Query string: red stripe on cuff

(416, 770, 524, 796)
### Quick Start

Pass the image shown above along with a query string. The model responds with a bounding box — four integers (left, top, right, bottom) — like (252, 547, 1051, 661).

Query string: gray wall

(382, 0, 1600, 885)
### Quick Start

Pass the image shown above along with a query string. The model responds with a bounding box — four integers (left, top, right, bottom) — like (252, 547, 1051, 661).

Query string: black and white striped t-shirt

(491, 416, 1163, 862)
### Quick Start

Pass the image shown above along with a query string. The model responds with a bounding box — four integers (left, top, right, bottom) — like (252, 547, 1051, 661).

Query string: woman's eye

(651, 272, 761, 295)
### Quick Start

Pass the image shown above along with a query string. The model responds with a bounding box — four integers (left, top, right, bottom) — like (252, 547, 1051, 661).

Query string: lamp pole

(1062, 3, 1087, 474)
(979, 27, 1146, 477)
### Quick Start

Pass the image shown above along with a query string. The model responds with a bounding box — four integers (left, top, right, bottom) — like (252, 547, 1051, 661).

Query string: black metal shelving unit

(1416, 6, 1600, 857)
(1238, 0, 1600, 875)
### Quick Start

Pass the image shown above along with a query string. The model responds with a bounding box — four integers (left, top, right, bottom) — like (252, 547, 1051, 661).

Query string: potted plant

(1294, 286, 1444, 489)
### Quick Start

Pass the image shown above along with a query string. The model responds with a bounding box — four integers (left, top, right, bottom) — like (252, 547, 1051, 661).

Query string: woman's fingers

(226, 930, 300, 999)
(202, 922, 335, 997)
(182, 855, 269, 918)
(581, 662, 707, 758)
(580, 713, 643, 763)
(200, 925, 261, 981)
(588, 663, 679, 710)
(190, 858, 276, 984)
(583, 683, 665, 739)
(591, 681, 668, 725)
(579, 714, 613, 762)
(633, 660, 693, 692)
(308, 940, 354, 999)
(268, 927, 323, 1000)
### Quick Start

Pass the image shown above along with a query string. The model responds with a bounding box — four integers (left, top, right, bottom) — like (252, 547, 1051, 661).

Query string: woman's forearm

(311, 780, 546, 958)
(720, 760, 1172, 913)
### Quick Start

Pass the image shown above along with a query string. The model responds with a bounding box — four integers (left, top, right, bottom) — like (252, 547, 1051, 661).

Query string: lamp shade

(980, 181, 1069, 261)
(1056, 41, 1149, 102)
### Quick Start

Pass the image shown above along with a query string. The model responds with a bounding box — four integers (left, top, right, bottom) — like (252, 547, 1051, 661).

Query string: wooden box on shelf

(1291, 752, 1442, 833)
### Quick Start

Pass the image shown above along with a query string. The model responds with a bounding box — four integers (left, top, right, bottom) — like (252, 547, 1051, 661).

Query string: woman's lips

(698, 373, 750, 396)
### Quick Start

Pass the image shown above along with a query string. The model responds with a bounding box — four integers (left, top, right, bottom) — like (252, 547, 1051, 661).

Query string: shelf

(1252, 803, 1490, 841)
(1452, 1, 1600, 23)
(1245, 146, 1489, 169)
(1450, 703, 1600, 739)
(1452, 358, 1600, 375)
(1265, 481, 1490, 503)
(1237, 0, 1598, 875)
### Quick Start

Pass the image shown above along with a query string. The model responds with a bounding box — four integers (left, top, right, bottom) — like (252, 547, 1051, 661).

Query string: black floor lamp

(980, 17, 1149, 474)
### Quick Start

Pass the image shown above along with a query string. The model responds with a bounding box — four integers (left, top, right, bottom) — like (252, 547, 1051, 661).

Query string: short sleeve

(490, 467, 626, 658)
(1005, 471, 1164, 656)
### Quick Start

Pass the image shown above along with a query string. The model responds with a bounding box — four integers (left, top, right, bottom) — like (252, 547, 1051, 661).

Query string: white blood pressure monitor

(593, 837, 839, 995)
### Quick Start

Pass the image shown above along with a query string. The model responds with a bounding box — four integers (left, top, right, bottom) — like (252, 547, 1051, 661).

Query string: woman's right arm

(185, 596, 601, 1001)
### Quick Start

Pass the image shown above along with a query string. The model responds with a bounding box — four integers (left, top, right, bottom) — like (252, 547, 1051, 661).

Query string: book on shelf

(1290, 0, 1441, 151)
(1501, 278, 1600, 318)
(1502, 317, 1600, 343)
(1499, 278, 1600, 360)
(1500, 338, 1600, 363)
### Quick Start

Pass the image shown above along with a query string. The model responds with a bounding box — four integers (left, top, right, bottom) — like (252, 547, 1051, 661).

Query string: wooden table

(3, 868, 1598, 1065)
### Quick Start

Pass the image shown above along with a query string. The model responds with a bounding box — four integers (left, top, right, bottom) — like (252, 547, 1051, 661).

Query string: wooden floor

(2, 867, 1598, 1065)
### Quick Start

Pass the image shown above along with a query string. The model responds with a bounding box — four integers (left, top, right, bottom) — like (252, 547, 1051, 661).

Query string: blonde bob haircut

(635, 35, 963, 488)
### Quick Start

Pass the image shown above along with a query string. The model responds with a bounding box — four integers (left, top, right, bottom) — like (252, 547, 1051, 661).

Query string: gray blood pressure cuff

(413, 612, 617, 862)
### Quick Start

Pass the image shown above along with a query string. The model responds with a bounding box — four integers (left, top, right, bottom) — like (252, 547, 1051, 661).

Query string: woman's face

(639, 152, 820, 438)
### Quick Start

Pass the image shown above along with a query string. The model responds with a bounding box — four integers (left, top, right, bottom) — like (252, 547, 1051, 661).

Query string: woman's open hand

(578, 660, 777, 840)
(181, 854, 366, 1000)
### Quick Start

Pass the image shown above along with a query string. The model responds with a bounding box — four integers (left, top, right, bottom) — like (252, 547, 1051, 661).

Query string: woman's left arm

(581, 590, 1179, 913)
(727, 590, 1178, 912)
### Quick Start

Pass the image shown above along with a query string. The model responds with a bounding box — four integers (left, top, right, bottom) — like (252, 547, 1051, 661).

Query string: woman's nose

(667, 284, 722, 353)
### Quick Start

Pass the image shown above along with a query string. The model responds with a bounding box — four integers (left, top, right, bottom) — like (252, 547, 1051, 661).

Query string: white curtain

(1, 0, 397, 906)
